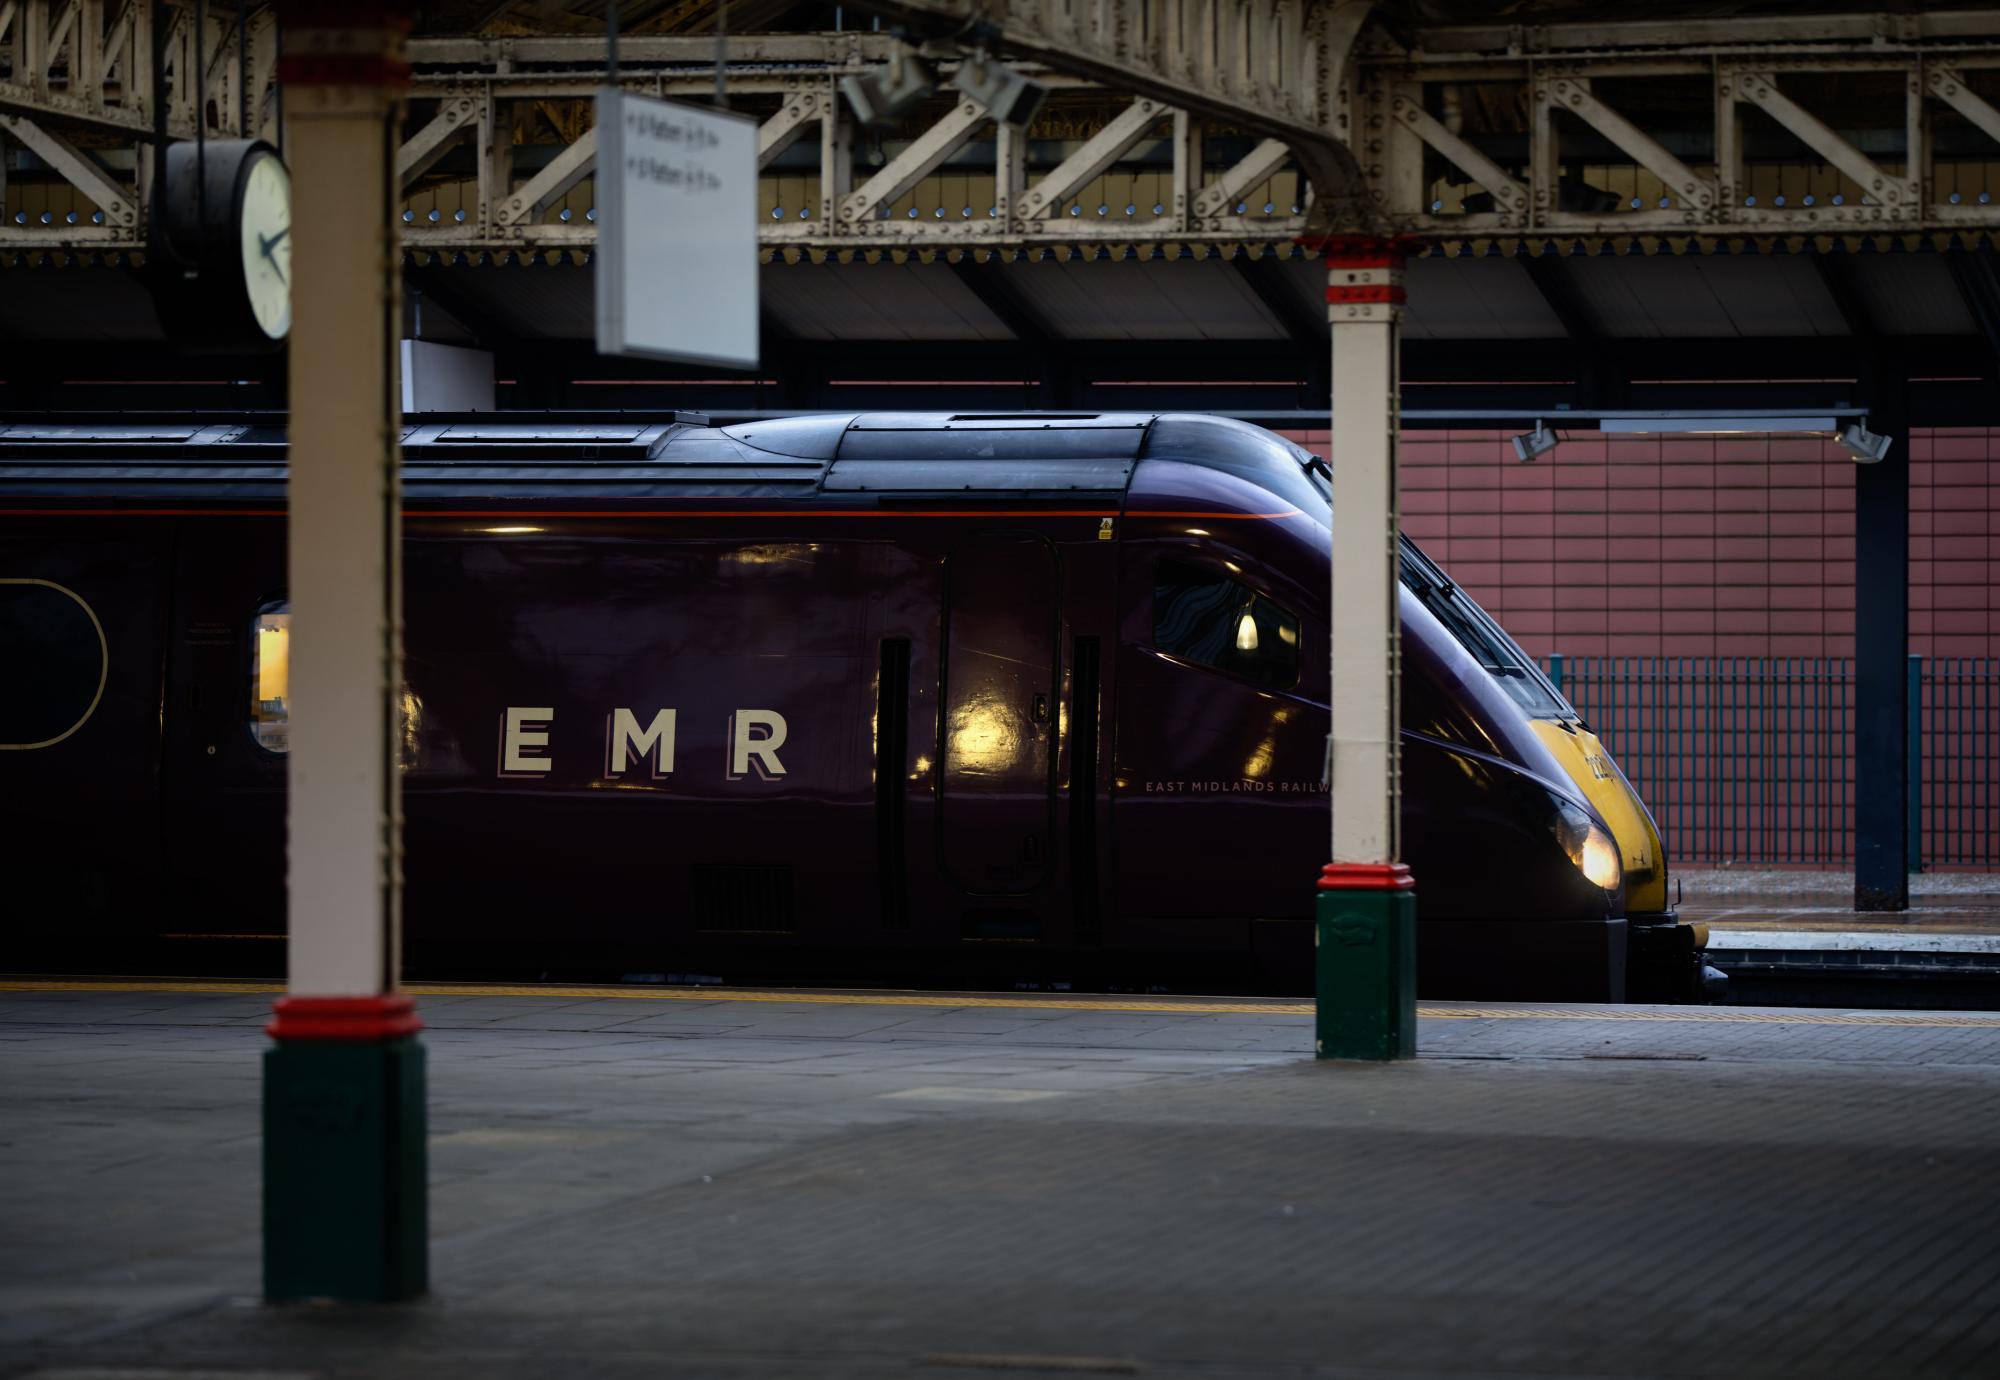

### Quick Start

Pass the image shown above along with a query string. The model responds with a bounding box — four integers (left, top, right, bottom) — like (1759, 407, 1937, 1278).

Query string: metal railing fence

(1541, 655, 1999, 869)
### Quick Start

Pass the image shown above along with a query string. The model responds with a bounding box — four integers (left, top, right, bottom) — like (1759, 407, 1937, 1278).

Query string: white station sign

(594, 90, 758, 367)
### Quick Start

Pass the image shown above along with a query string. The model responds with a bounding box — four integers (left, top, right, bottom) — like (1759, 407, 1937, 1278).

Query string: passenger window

(1153, 560, 1300, 691)
(251, 601, 290, 752)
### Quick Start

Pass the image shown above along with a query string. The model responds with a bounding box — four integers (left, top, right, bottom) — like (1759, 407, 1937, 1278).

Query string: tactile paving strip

(5, 979, 1999, 1027)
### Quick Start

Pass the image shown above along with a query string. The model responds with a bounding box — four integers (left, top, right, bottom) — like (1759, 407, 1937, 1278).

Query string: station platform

(4, 981, 2000, 1379)
(1677, 868, 2000, 1005)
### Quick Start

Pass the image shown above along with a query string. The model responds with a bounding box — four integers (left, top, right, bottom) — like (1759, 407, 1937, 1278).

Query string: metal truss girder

(1406, 10, 2000, 56)
(1358, 12, 2000, 241)
(405, 32, 903, 68)
(0, 110, 133, 226)
(0, 0, 270, 139)
(852, 0, 1367, 199)
(1928, 68, 2000, 150)
(1729, 70, 1913, 213)
(1193, 137, 1292, 221)
(398, 94, 481, 190)
(756, 86, 826, 171)
(1543, 76, 1714, 213)
(839, 96, 989, 224)
(1016, 98, 1164, 222)
(495, 127, 594, 228)
(1387, 93, 1526, 219)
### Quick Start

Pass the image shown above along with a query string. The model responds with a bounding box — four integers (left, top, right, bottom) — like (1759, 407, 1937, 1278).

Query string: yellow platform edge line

(4, 979, 2000, 1027)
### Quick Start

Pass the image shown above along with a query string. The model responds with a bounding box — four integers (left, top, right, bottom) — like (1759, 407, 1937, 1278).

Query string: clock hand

(259, 233, 289, 286)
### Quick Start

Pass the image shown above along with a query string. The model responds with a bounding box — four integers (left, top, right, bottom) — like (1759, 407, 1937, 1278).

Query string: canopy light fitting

(951, 55, 1048, 127)
(840, 47, 937, 129)
(1511, 420, 1558, 462)
(1836, 421, 1894, 463)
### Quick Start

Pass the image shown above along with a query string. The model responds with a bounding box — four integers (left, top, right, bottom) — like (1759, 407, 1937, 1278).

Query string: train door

(161, 520, 289, 939)
(0, 524, 176, 962)
(938, 534, 1060, 914)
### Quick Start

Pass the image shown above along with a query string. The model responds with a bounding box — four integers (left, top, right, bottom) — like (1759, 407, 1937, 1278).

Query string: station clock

(148, 138, 292, 349)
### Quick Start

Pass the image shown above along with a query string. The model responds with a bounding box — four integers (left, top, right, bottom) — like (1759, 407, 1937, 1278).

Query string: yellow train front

(1400, 538, 1724, 1004)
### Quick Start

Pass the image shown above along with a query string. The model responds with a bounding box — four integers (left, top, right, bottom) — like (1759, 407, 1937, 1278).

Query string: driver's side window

(1153, 559, 1299, 692)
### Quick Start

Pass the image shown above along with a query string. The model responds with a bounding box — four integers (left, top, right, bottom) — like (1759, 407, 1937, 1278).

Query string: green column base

(1315, 883, 1418, 1060)
(263, 1038, 428, 1302)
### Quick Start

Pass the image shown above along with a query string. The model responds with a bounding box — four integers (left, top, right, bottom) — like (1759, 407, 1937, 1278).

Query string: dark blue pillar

(1854, 388, 1909, 911)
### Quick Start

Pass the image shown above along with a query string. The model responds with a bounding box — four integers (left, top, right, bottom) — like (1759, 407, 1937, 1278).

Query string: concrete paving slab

(4, 986, 2000, 1378)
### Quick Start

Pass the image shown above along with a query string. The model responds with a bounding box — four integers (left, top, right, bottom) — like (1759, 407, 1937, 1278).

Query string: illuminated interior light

(480, 525, 543, 534)
(252, 607, 291, 753)
(1235, 613, 1260, 652)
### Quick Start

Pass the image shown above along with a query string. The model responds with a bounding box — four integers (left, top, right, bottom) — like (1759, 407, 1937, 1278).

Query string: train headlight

(1552, 800, 1623, 893)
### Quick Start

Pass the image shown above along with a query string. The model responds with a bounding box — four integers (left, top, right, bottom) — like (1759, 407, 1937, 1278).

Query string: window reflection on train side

(251, 602, 290, 752)
(1153, 559, 1300, 692)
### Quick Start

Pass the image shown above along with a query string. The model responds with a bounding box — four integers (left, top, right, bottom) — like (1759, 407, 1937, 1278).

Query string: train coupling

(1627, 915, 1729, 1005)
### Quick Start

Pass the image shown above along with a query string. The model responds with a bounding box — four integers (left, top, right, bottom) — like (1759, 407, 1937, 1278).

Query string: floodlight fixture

(839, 46, 937, 129)
(1511, 420, 1558, 463)
(951, 54, 1049, 127)
(1837, 420, 1894, 463)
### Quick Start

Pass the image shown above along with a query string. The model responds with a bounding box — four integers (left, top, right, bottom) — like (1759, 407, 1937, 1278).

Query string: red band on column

(276, 54, 413, 89)
(1326, 284, 1409, 305)
(1298, 233, 1422, 270)
(277, 2, 412, 89)
(1317, 862, 1416, 891)
(267, 994, 423, 1042)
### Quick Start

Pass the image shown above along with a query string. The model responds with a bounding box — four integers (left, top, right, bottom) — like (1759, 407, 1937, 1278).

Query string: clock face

(237, 152, 292, 341)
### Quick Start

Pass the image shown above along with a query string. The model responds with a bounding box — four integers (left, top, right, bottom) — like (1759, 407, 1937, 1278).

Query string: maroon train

(0, 412, 1712, 999)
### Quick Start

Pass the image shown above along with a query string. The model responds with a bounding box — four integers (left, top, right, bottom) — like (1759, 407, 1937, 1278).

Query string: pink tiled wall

(1279, 427, 2000, 660)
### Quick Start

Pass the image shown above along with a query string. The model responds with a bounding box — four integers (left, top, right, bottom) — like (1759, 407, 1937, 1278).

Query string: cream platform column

(1313, 236, 1416, 1061)
(262, 3, 425, 1303)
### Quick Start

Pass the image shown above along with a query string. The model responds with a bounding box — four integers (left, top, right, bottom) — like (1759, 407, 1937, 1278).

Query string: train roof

(0, 411, 1327, 505)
